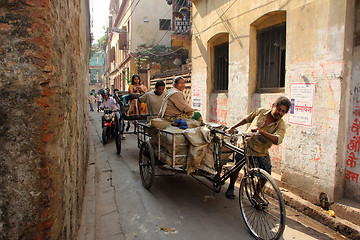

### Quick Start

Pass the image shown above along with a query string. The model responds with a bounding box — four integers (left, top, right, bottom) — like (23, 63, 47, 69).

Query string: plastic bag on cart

(145, 118, 171, 136)
(201, 141, 233, 168)
(149, 118, 171, 129)
(186, 144, 208, 174)
(183, 126, 212, 146)
(198, 143, 217, 174)
(183, 126, 213, 174)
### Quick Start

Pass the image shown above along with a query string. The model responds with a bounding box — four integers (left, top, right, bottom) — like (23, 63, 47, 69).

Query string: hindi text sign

(289, 83, 315, 127)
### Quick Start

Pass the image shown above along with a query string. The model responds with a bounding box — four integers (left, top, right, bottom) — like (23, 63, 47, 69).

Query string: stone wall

(0, 0, 90, 239)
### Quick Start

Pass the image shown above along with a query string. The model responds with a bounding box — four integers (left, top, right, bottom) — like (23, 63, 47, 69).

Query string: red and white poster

(289, 83, 315, 127)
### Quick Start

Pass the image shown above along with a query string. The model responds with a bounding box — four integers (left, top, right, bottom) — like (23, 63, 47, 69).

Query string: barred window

(159, 19, 171, 31)
(214, 42, 229, 91)
(257, 24, 286, 91)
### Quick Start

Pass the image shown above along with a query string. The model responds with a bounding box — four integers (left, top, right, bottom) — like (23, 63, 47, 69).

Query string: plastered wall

(191, 0, 354, 203)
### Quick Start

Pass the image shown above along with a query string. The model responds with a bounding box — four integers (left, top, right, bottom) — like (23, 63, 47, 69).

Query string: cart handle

(211, 128, 260, 138)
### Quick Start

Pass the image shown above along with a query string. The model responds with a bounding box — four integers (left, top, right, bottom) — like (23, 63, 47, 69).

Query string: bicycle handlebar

(211, 128, 260, 138)
(101, 108, 120, 112)
(213, 128, 232, 137)
(206, 123, 260, 138)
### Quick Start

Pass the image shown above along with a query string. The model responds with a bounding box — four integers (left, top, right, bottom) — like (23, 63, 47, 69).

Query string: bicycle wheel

(239, 168, 286, 240)
(114, 116, 122, 154)
(102, 126, 108, 145)
(120, 118, 125, 134)
(139, 141, 155, 189)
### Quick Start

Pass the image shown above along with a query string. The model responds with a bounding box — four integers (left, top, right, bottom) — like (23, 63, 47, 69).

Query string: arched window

(251, 11, 286, 92)
(208, 33, 229, 92)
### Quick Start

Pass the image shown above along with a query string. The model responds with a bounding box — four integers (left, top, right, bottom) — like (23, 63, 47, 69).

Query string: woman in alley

(128, 74, 147, 116)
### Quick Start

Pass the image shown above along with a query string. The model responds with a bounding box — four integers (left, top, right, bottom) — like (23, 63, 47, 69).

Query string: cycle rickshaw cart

(137, 122, 286, 240)
(112, 90, 149, 155)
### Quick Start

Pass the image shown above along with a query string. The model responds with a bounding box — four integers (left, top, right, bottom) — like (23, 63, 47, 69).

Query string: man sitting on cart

(225, 96, 291, 199)
(139, 80, 166, 118)
(158, 76, 202, 124)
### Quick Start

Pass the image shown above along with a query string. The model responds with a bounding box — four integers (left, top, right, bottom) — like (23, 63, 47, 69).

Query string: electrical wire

(192, 0, 238, 37)
(110, 0, 189, 58)
(122, 0, 142, 26)
(146, 0, 188, 53)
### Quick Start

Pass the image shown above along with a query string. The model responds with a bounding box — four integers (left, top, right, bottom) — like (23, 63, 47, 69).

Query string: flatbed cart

(137, 122, 286, 240)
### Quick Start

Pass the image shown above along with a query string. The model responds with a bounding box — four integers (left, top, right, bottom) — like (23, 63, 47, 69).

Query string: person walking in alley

(89, 93, 95, 111)
(225, 96, 291, 199)
(139, 80, 166, 118)
(95, 91, 103, 112)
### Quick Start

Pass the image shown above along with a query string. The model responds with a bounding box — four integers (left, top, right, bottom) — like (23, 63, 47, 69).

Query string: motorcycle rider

(100, 91, 119, 109)
(100, 91, 120, 126)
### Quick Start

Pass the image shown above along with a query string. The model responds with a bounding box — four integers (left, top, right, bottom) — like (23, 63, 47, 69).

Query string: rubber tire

(239, 168, 286, 240)
(120, 118, 125, 134)
(102, 126, 108, 145)
(115, 120, 121, 155)
(139, 141, 155, 189)
(115, 132, 121, 155)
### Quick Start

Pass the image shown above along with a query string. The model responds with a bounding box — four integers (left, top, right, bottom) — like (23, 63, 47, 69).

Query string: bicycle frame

(211, 129, 257, 188)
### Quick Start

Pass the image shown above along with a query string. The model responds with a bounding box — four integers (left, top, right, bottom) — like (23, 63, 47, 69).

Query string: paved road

(79, 111, 347, 240)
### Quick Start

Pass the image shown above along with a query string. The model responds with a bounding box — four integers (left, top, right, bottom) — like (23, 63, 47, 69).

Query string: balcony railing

(173, 18, 191, 35)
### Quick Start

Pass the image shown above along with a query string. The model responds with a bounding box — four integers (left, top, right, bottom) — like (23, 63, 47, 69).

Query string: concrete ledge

(280, 188, 360, 239)
(331, 198, 360, 226)
(269, 172, 360, 239)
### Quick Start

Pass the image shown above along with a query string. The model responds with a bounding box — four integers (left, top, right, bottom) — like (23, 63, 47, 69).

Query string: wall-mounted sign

(288, 83, 315, 127)
(193, 98, 201, 108)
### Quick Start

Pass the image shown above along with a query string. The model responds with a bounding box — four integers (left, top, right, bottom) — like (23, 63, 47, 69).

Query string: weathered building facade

(191, 0, 360, 204)
(89, 50, 105, 92)
(0, 0, 90, 239)
(105, 0, 172, 91)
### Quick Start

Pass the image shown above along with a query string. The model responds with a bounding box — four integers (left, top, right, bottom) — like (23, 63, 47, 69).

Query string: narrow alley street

(77, 111, 347, 240)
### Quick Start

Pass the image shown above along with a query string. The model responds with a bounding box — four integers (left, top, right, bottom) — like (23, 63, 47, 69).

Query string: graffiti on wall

(209, 94, 228, 125)
(269, 145, 282, 169)
(345, 82, 360, 185)
(192, 87, 202, 110)
(346, 117, 360, 183)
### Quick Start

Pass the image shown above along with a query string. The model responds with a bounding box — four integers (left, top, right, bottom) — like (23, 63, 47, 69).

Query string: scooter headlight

(104, 114, 112, 121)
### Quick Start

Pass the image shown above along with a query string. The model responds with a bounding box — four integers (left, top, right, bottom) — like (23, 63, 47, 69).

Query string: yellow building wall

(191, 0, 356, 203)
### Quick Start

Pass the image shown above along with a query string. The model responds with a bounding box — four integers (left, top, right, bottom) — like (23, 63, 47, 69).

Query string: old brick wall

(0, 0, 90, 239)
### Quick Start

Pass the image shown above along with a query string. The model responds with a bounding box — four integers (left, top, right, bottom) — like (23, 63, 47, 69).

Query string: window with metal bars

(159, 19, 171, 31)
(257, 24, 286, 91)
(214, 42, 229, 91)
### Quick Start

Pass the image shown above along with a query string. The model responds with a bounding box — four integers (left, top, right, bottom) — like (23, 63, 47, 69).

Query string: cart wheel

(115, 130, 121, 155)
(102, 126, 108, 145)
(115, 118, 122, 155)
(139, 141, 155, 189)
(213, 175, 221, 193)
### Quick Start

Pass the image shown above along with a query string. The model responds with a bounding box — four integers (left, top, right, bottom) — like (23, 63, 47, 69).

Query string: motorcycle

(101, 109, 121, 153)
